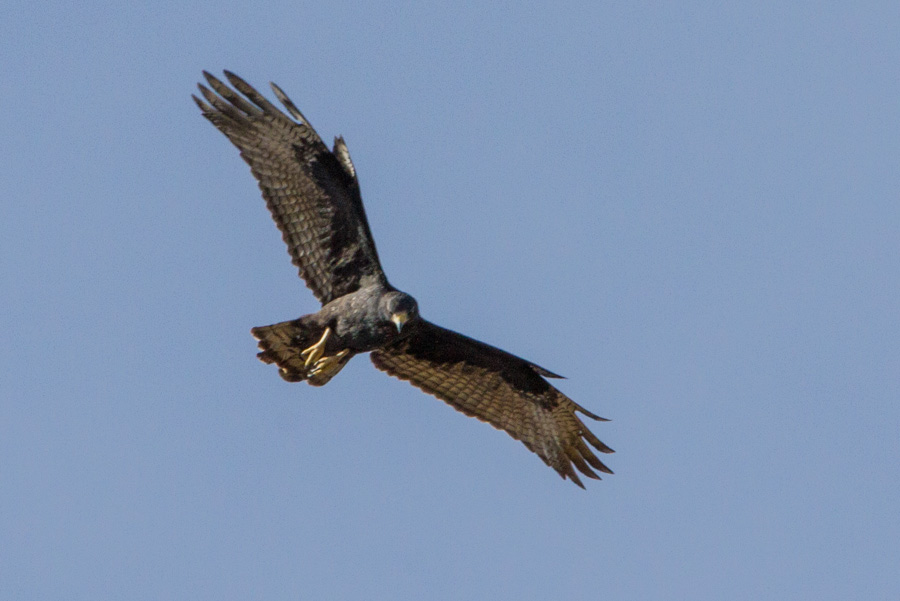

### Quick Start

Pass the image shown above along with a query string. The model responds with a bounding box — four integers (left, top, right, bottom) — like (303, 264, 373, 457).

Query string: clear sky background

(3, 2, 899, 599)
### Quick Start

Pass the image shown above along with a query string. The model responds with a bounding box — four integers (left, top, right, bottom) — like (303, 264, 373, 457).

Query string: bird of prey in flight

(193, 71, 613, 487)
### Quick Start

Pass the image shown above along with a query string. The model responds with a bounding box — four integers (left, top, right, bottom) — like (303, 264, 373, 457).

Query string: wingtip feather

(573, 401, 609, 422)
(565, 467, 586, 489)
(269, 81, 308, 123)
(220, 71, 283, 116)
(192, 93, 211, 113)
(566, 447, 602, 482)
(582, 427, 615, 454)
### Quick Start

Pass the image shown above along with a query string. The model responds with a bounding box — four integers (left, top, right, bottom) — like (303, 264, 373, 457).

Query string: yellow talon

(311, 349, 349, 376)
(300, 327, 331, 368)
(308, 349, 351, 386)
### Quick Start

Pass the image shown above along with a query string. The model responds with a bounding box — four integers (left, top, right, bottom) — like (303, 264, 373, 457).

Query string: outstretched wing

(370, 321, 613, 487)
(194, 71, 386, 305)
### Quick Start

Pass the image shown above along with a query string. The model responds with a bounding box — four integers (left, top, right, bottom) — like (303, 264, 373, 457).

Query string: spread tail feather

(251, 319, 354, 386)
(251, 319, 313, 382)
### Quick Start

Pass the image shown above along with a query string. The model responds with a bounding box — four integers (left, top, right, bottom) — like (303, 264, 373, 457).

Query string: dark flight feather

(196, 72, 614, 487)
(194, 71, 385, 305)
(371, 321, 613, 487)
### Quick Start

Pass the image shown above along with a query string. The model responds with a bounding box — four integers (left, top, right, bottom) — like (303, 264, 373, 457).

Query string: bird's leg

(300, 327, 332, 368)
(308, 349, 351, 386)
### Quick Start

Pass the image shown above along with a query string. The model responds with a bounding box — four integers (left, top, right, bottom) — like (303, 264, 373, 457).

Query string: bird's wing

(370, 320, 613, 487)
(194, 71, 386, 305)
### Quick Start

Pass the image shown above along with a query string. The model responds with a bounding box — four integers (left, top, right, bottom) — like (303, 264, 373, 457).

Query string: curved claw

(300, 327, 331, 368)
(308, 349, 351, 386)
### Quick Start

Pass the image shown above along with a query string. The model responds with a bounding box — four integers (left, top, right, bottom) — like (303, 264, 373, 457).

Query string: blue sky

(3, 2, 899, 599)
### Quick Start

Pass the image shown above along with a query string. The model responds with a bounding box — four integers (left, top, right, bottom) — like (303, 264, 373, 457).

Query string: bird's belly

(334, 320, 396, 353)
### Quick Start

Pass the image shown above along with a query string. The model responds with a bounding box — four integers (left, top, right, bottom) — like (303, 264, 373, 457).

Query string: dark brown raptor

(194, 71, 613, 487)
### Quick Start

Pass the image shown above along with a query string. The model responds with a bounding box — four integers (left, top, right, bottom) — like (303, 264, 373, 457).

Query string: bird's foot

(300, 327, 332, 367)
(308, 349, 351, 386)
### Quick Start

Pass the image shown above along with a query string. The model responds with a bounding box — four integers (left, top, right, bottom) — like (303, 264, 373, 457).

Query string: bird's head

(383, 291, 419, 333)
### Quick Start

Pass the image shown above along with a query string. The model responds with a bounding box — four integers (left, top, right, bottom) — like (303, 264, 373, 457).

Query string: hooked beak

(390, 312, 409, 332)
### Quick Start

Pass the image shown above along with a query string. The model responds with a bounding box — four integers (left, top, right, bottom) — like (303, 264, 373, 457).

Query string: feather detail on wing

(193, 71, 386, 305)
(370, 321, 613, 488)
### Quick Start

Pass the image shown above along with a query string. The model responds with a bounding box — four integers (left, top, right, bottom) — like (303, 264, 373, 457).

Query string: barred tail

(250, 319, 316, 383)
